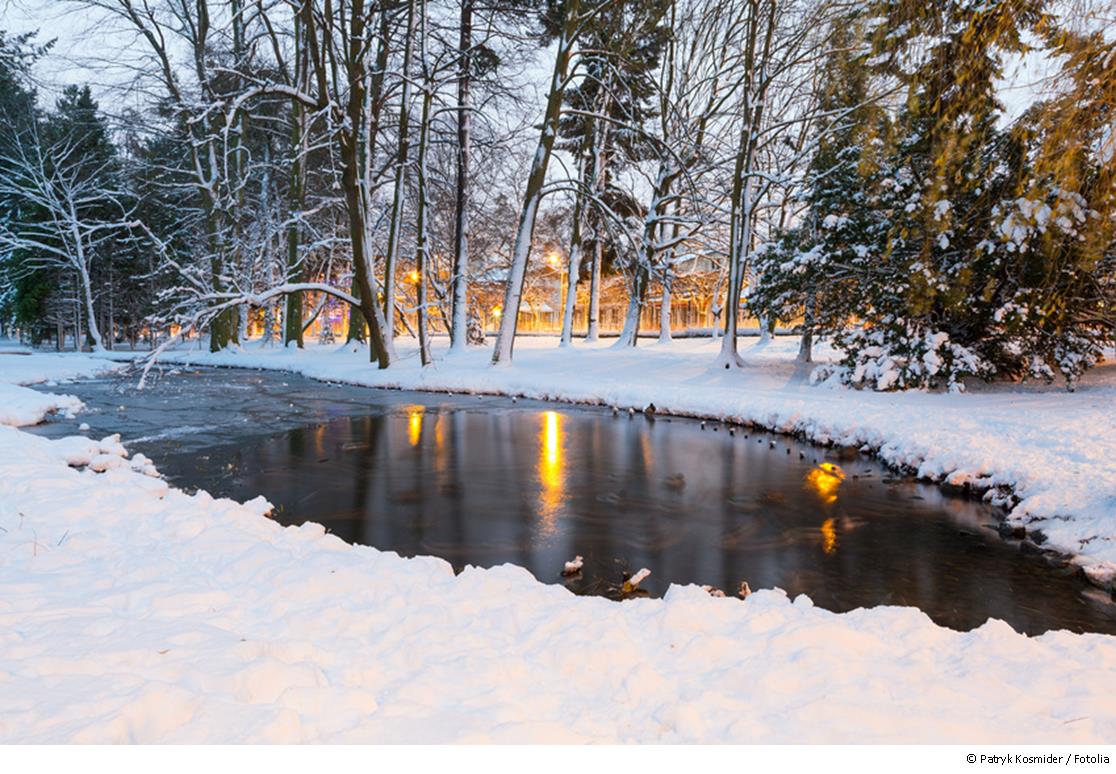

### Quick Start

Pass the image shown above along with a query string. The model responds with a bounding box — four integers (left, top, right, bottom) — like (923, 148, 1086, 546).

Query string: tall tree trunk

(106, 260, 114, 350)
(346, 10, 391, 350)
(583, 81, 609, 344)
(72, 281, 83, 351)
(283, 168, 305, 347)
(797, 293, 814, 362)
(586, 239, 602, 341)
(559, 156, 587, 346)
(285, 12, 309, 348)
(490, 0, 581, 365)
(78, 270, 104, 351)
(345, 280, 368, 343)
(383, 0, 417, 359)
(301, 0, 393, 366)
(206, 212, 234, 352)
(614, 264, 648, 348)
(716, 1, 774, 369)
(449, 0, 472, 353)
(616, 164, 676, 347)
(229, 0, 247, 350)
(658, 269, 673, 344)
(658, 198, 682, 344)
(717, 108, 753, 366)
(70, 225, 105, 351)
(414, 0, 433, 366)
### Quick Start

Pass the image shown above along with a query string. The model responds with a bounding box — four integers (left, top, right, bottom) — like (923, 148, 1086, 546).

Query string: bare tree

(489, 0, 589, 364)
(0, 131, 143, 352)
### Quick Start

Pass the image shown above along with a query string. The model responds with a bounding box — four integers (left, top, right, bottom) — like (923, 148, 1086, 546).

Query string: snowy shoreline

(6, 425, 1116, 743)
(73, 335, 1116, 592)
(5, 337, 1116, 589)
(110, 355, 1090, 581)
(4, 341, 1116, 741)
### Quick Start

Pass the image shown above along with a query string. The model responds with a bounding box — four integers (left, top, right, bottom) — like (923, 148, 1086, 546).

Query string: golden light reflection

(432, 415, 447, 475)
(538, 410, 564, 537)
(407, 406, 424, 447)
(805, 462, 845, 506)
(491, 305, 502, 319)
(821, 517, 837, 554)
(640, 431, 652, 470)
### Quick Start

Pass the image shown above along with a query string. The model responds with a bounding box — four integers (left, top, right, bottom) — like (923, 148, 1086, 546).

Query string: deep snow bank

(2, 423, 1116, 743)
(0, 351, 123, 427)
(99, 336, 1116, 587)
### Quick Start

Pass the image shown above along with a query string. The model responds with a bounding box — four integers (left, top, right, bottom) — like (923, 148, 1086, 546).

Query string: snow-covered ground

(0, 351, 123, 426)
(104, 334, 1116, 587)
(3, 337, 1116, 742)
(4, 418, 1116, 742)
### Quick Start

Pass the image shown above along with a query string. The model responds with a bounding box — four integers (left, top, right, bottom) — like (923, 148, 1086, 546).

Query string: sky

(2, 0, 166, 118)
(0, 0, 1066, 126)
(3, 2, 112, 89)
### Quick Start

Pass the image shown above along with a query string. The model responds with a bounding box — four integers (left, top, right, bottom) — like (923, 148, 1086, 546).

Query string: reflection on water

(820, 517, 837, 555)
(407, 405, 423, 447)
(160, 404, 1116, 637)
(538, 410, 563, 538)
(28, 368, 1116, 636)
(806, 462, 844, 506)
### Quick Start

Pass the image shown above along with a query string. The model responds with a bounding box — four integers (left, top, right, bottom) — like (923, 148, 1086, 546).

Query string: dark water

(29, 366, 1116, 636)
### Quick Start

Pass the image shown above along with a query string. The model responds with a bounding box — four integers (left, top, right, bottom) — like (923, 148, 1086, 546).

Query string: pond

(28, 366, 1116, 636)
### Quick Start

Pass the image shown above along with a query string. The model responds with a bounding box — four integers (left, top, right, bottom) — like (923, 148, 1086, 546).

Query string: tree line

(0, 0, 1112, 390)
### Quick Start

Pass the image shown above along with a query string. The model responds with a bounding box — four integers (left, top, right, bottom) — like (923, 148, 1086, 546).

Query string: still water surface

(29, 367, 1116, 636)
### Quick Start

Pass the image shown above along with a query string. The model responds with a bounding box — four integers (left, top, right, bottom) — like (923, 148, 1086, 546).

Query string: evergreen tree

(1, 78, 135, 350)
(0, 31, 48, 337)
(832, 0, 1107, 390)
(751, 18, 891, 358)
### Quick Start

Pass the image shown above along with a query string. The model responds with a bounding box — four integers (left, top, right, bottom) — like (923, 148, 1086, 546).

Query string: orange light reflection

(538, 410, 563, 537)
(407, 406, 424, 447)
(805, 462, 844, 506)
(821, 517, 837, 554)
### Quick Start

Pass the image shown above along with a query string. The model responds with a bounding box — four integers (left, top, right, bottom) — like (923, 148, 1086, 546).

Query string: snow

(93, 335, 1116, 587)
(0, 352, 123, 427)
(4, 421, 1116, 743)
(626, 568, 652, 590)
(3, 339, 1116, 742)
(562, 555, 584, 575)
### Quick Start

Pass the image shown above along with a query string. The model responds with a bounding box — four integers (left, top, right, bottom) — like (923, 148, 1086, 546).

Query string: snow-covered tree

(0, 86, 142, 352)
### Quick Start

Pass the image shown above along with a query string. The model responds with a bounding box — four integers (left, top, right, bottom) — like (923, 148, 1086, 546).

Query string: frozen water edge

(86, 334, 1116, 590)
(4, 418, 1116, 742)
(3, 339, 1116, 742)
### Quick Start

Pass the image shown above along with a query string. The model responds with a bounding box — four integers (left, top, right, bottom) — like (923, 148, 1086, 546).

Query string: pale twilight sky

(2, 0, 1055, 124)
